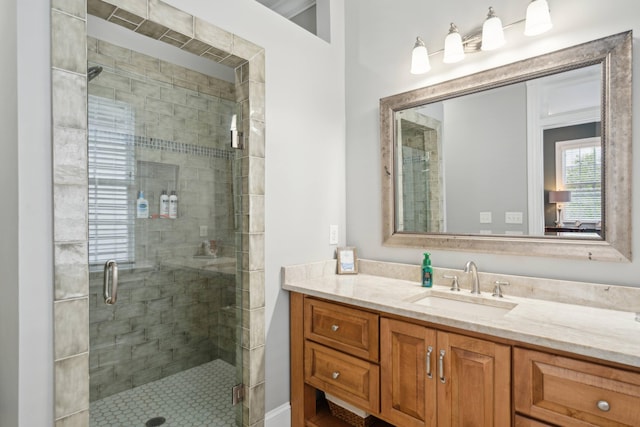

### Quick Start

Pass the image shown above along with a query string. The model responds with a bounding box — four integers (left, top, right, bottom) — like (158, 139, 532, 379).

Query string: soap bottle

(421, 252, 433, 287)
(159, 190, 169, 218)
(169, 190, 178, 219)
(136, 191, 149, 219)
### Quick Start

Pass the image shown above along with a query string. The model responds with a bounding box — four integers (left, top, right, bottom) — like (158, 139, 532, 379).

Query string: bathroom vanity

(283, 260, 640, 427)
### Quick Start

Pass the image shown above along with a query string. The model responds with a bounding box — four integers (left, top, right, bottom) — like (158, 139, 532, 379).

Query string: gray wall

(346, 0, 640, 286)
(1, 0, 54, 425)
(0, 0, 19, 424)
(443, 84, 527, 234)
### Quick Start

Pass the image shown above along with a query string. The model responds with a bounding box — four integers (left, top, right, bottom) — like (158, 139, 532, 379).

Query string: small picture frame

(336, 247, 358, 274)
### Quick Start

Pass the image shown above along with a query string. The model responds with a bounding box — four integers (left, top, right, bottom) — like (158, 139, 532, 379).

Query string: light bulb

(443, 23, 465, 64)
(481, 7, 505, 51)
(410, 37, 431, 74)
(525, 0, 552, 36)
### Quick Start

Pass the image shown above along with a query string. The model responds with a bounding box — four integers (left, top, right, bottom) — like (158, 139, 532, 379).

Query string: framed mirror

(380, 31, 632, 262)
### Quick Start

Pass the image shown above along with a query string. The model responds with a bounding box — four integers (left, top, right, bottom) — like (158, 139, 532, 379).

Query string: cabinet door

(437, 331, 511, 427)
(380, 318, 437, 427)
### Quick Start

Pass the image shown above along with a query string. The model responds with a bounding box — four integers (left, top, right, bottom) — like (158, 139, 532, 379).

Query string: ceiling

(256, 0, 316, 19)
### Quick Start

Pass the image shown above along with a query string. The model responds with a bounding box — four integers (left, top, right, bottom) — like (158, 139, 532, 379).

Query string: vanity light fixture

(411, 0, 552, 74)
(524, 0, 553, 36)
(481, 7, 505, 51)
(443, 24, 465, 64)
(411, 37, 431, 74)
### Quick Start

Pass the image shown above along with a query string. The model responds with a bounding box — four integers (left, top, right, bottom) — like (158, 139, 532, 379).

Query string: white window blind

(88, 95, 136, 266)
(555, 137, 602, 223)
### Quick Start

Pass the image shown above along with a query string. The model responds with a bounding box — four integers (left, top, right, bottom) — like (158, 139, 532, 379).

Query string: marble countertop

(282, 260, 640, 369)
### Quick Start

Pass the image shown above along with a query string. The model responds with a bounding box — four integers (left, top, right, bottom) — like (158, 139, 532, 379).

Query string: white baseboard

(265, 402, 291, 427)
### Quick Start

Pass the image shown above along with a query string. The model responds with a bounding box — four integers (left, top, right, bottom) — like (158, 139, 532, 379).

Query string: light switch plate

(480, 212, 492, 224)
(505, 212, 523, 224)
(329, 225, 339, 245)
(199, 225, 208, 237)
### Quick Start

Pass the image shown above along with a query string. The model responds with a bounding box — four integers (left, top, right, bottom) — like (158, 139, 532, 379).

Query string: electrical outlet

(329, 225, 339, 245)
(199, 225, 208, 237)
(505, 212, 523, 224)
(479, 212, 492, 224)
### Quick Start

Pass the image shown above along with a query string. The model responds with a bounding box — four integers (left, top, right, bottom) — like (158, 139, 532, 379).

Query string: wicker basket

(325, 394, 374, 427)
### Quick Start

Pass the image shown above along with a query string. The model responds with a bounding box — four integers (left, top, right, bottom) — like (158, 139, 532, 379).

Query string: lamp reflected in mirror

(549, 190, 571, 227)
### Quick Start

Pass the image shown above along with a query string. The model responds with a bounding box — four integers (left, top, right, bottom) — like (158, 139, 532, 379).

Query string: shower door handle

(103, 260, 119, 305)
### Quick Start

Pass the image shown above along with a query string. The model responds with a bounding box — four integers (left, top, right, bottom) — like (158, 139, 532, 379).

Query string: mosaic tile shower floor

(90, 359, 237, 427)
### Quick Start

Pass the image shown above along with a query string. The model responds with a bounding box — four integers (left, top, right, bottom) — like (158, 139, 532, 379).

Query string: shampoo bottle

(136, 191, 149, 219)
(169, 190, 178, 219)
(421, 252, 433, 287)
(159, 190, 169, 218)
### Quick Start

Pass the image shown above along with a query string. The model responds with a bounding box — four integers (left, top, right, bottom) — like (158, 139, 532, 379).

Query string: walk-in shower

(87, 36, 243, 426)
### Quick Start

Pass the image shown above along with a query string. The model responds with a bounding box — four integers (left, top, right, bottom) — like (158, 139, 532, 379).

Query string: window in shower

(88, 95, 136, 267)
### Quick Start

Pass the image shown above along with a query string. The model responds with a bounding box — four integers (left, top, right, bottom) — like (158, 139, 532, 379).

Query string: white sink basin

(405, 290, 517, 318)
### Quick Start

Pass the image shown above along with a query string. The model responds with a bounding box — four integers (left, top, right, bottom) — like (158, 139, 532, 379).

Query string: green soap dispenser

(421, 252, 433, 287)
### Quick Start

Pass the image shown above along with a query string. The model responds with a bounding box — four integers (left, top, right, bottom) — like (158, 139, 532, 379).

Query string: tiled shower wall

(89, 267, 236, 400)
(89, 36, 238, 260)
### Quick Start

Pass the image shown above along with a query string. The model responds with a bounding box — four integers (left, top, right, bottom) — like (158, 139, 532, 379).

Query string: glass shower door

(87, 37, 243, 427)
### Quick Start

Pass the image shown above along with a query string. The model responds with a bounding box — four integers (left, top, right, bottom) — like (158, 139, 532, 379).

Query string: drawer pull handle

(426, 346, 433, 379)
(331, 324, 340, 332)
(332, 371, 340, 380)
(439, 350, 446, 384)
(597, 400, 610, 412)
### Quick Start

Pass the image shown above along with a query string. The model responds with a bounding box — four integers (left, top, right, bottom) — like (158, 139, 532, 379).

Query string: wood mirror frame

(380, 31, 632, 262)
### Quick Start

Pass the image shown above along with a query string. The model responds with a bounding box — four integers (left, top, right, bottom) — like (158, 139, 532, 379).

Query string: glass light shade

(481, 7, 505, 51)
(410, 37, 431, 74)
(443, 24, 465, 64)
(524, 0, 552, 36)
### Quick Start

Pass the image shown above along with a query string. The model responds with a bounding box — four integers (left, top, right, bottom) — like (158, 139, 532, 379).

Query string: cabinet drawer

(304, 298, 379, 361)
(304, 340, 380, 413)
(514, 347, 640, 426)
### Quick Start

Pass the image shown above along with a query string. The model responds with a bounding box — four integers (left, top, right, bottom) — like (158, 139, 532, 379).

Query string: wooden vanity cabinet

(291, 293, 639, 427)
(292, 293, 511, 427)
(380, 318, 511, 427)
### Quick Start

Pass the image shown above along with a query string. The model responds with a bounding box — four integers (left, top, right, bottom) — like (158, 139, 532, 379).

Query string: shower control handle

(103, 260, 119, 305)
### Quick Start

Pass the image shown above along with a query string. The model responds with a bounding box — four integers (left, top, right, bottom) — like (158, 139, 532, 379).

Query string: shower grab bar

(103, 259, 119, 305)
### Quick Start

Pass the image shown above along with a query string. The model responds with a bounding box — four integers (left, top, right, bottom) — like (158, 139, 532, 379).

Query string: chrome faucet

(464, 261, 481, 295)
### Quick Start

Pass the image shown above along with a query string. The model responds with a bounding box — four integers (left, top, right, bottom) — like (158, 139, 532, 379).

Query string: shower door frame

(50, 1, 266, 426)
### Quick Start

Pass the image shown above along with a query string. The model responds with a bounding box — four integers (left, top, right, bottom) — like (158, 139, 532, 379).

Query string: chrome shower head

(88, 65, 103, 82)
